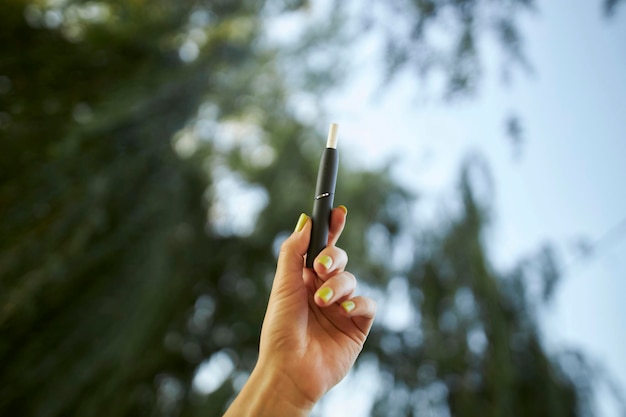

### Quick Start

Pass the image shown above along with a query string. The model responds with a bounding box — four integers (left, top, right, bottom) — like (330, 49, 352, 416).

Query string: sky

(313, 0, 626, 415)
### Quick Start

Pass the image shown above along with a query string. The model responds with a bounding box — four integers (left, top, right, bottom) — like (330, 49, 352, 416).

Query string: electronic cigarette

(306, 123, 339, 268)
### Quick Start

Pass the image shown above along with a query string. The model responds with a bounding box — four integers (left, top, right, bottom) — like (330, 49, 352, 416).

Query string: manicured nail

(338, 205, 348, 215)
(294, 213, 308, 232)
(316, 287, 334, 304)
(317, 255, 333, 270)
(341, 300, 355, 313)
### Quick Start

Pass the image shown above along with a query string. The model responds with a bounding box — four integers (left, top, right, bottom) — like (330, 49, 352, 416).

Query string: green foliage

(0, 1, 614, 416)
(367, 160, 584, 416)
(351, 0, 535, 99)
(604, 0, 626, 16)
(0, 1, 263, 415)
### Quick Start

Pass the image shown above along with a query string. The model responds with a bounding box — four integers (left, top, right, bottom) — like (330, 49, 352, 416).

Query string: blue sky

(317, 0, 626, 415)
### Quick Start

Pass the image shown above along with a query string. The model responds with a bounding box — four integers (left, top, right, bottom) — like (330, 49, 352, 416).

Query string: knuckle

(279, 236, 293, 253)
(341, 271, 357, 288)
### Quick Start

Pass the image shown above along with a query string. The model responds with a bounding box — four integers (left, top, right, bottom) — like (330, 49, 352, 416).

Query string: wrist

(224, 362, 314, 417)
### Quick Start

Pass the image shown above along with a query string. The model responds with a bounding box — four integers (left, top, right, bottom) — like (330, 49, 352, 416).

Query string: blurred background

(1, 0, 624, 416)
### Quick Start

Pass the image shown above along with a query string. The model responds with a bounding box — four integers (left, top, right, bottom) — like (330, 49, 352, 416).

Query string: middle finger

(313, 246, 348, 280)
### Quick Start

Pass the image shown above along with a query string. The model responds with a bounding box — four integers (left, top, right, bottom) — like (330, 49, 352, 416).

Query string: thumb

(274, 213, 311, 291)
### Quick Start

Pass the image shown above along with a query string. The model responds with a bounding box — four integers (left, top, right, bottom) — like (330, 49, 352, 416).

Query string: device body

(305, 147, 338, 268)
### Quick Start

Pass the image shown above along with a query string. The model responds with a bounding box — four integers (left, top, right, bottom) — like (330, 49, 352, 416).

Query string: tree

(0, 1, 619, 416)
(366, 159, 586, 416)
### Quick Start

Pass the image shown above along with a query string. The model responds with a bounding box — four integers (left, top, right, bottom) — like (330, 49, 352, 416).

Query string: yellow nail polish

(317, 255, 333, 270)
(341, 300, 355, 313)
(294, 213, 308, 232)
(317, 287, 334, 304)
(338, 205, 348, 215)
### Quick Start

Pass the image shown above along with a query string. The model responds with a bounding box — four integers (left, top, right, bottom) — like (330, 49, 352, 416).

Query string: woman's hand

(224, 207, 376, 416)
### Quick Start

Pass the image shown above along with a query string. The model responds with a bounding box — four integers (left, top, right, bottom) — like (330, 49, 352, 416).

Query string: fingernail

(294, 213, 308, 232)
(338, 205, 348, 215)
(341, 300, 355, 313)
(317, 255, 333, 270)
(316, 287, 334, 304)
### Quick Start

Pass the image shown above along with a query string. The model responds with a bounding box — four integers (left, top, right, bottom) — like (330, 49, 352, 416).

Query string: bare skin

(223, 207, 377, 416)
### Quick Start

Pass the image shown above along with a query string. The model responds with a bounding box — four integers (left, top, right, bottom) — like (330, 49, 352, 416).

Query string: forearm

(223, 365, 314, 417)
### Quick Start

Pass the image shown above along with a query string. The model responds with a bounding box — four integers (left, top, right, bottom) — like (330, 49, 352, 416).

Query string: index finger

(327, 205, 348, 247)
